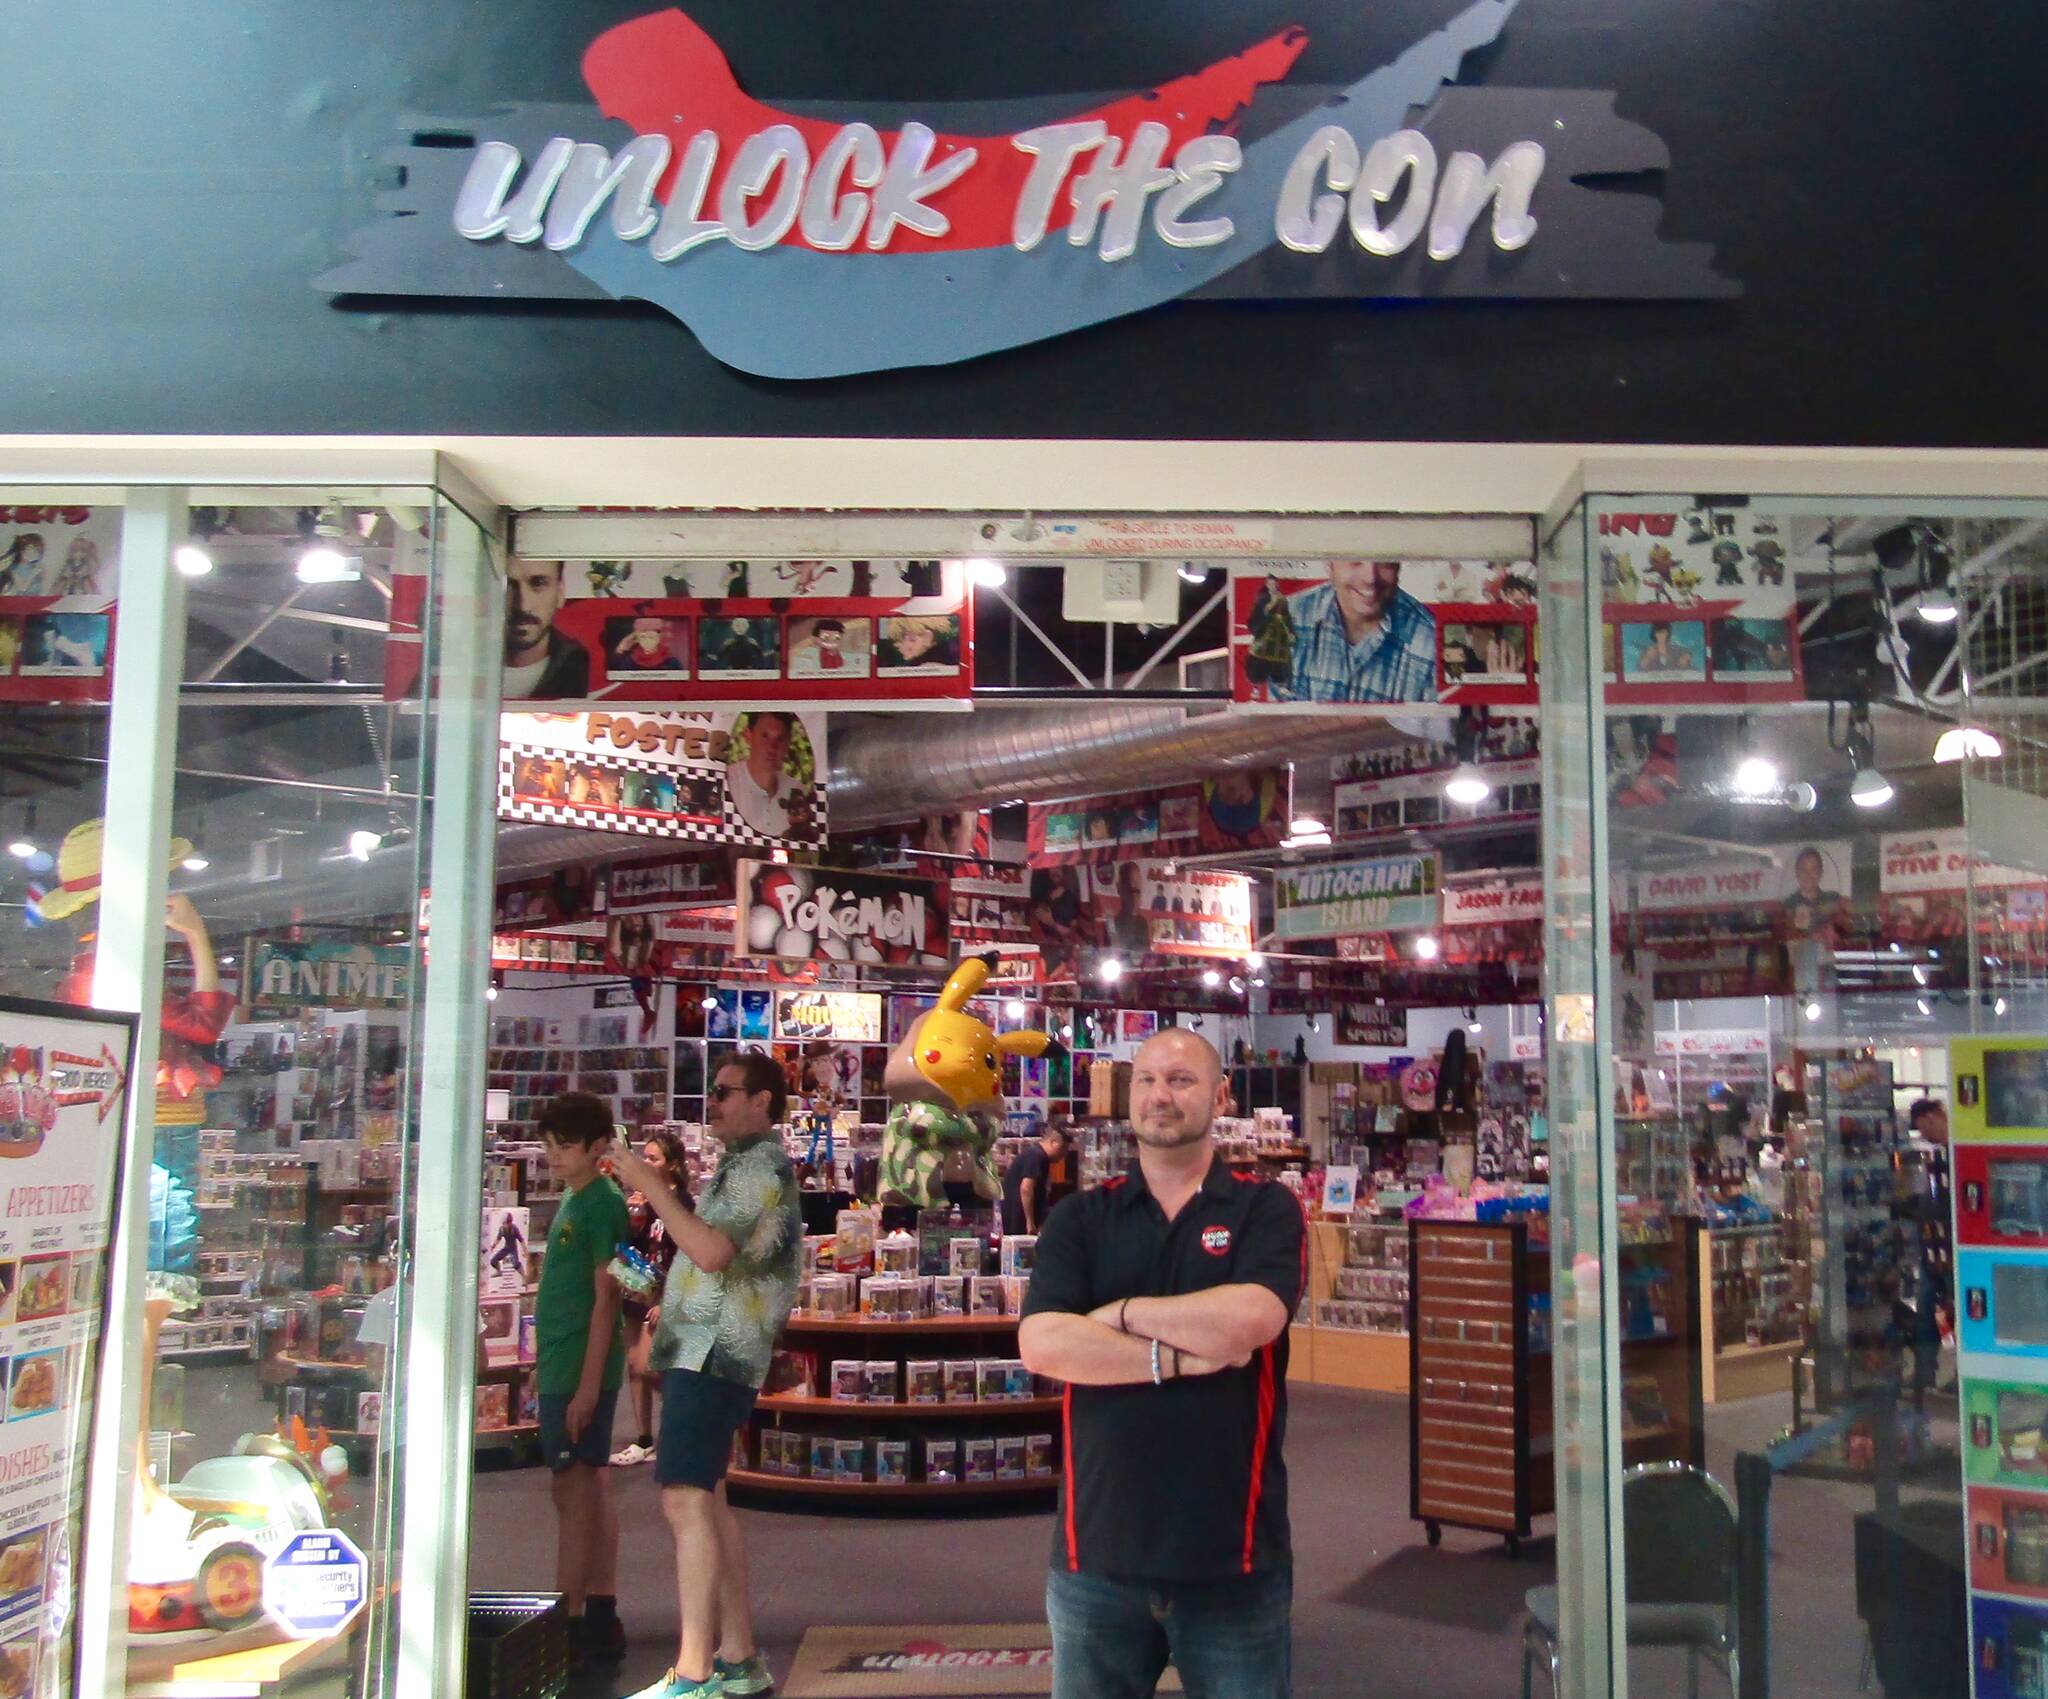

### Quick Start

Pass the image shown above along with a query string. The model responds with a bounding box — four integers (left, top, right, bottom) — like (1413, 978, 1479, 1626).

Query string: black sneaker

(586, 1614, 628, 1662)
(565, 1615, 588, 1670)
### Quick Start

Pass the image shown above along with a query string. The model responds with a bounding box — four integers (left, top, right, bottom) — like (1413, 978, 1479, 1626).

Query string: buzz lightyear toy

(879, 953, 1056, 1208)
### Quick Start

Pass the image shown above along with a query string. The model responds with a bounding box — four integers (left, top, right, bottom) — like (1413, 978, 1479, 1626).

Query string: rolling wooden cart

(1409, 1218, 1703, 1555)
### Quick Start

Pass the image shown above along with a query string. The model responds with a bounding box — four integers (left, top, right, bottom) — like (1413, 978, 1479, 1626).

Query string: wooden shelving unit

(735, 1314, 1058, 1508)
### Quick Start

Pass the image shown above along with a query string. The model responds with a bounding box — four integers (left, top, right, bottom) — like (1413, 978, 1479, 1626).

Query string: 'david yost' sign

(321, 2, 1735, 377)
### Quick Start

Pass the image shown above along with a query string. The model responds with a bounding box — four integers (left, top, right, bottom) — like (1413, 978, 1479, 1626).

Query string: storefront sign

(1336, 1003, 1408, 1047)
(1027, 772, 1289, 867)
(1442, 876, 1545, 927)
(735, 862, 948, 966)
(244, 940, 411, 1011)
(322, 4, 1734, 378)
(1273, 853, 1439, 940)
(0, 507, 120, 707)
(393, 557, 971, 707)
(498, 709, 826, 850)
(0, 1000, 134, 1695)
(774, 990, 884, 1043)
(1031, 518, 1277, 557)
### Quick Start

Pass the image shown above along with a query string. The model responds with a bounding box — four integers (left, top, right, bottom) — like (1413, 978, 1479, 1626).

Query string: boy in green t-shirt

(534, 1092, 630, 1666)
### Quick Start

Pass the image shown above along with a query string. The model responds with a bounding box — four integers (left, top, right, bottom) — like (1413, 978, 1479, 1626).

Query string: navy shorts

(656, 1368, 758, 1489)
(537, 1387, 620, 1473)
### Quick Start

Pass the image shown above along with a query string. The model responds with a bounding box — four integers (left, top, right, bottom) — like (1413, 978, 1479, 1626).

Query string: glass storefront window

(1547, 494, 2048, 1698)
(0, 484, 504, 1699)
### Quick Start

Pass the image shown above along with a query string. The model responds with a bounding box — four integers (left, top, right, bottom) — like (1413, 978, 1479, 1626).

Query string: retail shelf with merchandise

(759, 1394, 1064, 1419)
(726, 1470, 1053, 1501)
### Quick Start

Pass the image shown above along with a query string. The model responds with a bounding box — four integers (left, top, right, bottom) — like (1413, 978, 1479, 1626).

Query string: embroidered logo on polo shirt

(1201, 1226, 1232, 1256)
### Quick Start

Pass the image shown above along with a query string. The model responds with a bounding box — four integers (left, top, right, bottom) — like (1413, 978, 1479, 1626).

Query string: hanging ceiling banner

(1333, 745, 1541, 839)
(1592, 503, 1804, 706)
(1880, 829, 2040, 896)
(773, 990, 884, 1043)
(497, 708, 826, 849)
(0, 506, 120, 706)
(603, 853, 733, 912)
(1232, 560, 1538, 710)
(1442, 875, 1546, 927)
(1273, 853, 1440, 940)
(1027, 773, 1290, 867)
(1633, 839, 1856, 940)
(1110, 863, 1256, 959)
(734, 861, 950, 966)
(392, 558, 970, 706)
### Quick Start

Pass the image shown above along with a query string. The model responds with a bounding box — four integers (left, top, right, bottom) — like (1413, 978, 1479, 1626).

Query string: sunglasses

(708, 1083, 755, 1102)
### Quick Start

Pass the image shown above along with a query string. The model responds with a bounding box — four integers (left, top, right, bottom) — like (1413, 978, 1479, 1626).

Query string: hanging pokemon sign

(320, 4, 1735, 379)
(735, 862, 950, 967)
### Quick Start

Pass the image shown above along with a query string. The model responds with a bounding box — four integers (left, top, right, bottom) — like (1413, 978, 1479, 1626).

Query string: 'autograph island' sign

(321, 2, 1735, 377)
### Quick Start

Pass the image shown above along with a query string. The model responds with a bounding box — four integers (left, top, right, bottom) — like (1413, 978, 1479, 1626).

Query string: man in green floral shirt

(609, 1050, 801, 1699)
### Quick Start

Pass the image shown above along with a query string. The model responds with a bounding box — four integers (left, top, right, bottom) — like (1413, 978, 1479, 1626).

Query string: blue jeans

(1046, 1566, 1292, 1699)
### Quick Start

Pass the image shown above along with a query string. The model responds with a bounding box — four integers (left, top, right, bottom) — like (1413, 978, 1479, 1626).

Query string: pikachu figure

(878, 953, 1057, 1207)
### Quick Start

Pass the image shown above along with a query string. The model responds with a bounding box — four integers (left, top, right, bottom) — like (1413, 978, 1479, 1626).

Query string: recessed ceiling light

(174, 545, 214, 578)
(1934, 725, 2003, 763)
(1414, 935, 1441, 961)
(1731, 756, 1779, 797)
(1443, 764, 1493, 806)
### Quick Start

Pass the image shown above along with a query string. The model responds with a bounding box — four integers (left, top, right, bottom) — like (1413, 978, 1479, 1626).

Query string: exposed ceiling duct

(828, 704, 1425, 829)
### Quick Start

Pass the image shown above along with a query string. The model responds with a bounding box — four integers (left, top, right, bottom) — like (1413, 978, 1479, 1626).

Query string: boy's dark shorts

(657, 1368, 758, 1488)
(538, 1387, 620, 1472)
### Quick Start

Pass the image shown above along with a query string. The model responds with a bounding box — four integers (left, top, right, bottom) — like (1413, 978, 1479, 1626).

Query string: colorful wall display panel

(1956, 1040, 2048, 1148)
(1958, 1250, 2048, 1364)
(1957, 1042, 2048, 1699)
(1958, 1147, 2048, 1251)
(1969, 1595, 2048, 1699)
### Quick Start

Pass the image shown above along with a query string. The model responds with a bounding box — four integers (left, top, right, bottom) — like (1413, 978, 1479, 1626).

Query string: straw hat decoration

(33, 819, 195, 923)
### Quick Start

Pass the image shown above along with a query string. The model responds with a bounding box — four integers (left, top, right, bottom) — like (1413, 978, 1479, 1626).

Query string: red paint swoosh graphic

(581, 9, 1308, 253)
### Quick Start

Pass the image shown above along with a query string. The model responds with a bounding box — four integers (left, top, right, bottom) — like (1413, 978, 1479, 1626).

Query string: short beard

(1134, 1121, 1209, 1150)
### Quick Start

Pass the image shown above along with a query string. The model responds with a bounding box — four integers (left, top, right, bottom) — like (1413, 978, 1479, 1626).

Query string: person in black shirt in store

(1001, 1121, 1071, 1237)
(1020, 1028, 1305, 1699)
(1903, 1098, 1952, 1397)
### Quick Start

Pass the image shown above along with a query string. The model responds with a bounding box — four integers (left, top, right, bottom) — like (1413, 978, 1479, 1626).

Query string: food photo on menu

(13, 1258, 65, 1324)
(8, 1351, 60, 1421)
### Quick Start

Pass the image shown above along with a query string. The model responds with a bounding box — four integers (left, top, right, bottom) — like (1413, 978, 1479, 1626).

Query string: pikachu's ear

(936, 952, 997, 1013)
(997, 1030, 1054, 1061)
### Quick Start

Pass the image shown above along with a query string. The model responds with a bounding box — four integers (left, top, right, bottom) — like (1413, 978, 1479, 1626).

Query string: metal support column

(78, 489, 189, 1699)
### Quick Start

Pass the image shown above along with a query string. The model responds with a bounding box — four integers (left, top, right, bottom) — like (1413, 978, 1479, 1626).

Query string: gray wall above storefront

(3, 0, 2047, 446)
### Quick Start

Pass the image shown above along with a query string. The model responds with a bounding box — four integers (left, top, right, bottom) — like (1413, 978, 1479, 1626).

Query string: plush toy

(879, 953, 1056, 1208)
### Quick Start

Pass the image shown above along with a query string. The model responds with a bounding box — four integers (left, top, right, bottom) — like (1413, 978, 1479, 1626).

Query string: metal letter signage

(320, 1, 1737, 379)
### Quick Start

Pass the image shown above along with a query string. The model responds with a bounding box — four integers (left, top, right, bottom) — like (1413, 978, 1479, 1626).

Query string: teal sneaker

(714, 1654, 773, 1696)
(623, 1669, 722, 1699)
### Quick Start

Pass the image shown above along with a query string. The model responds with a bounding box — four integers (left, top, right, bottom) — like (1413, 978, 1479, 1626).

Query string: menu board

(0, 999, 135, 1699)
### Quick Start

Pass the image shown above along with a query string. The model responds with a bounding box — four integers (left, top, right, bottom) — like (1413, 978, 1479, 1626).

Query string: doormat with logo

(781, 1623, 1183, 1697)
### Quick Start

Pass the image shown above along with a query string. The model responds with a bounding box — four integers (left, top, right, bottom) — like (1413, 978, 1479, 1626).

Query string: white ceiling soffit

(2, 439, 2047, 529)
(511, 509, 1535, 561)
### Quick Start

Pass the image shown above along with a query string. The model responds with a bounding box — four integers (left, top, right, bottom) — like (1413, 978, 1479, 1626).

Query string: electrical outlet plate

(1060, 559, 1180, 624)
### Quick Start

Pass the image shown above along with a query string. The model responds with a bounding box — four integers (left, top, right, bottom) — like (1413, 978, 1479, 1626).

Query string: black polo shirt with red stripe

(1021, 1151, 1306, 1583)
